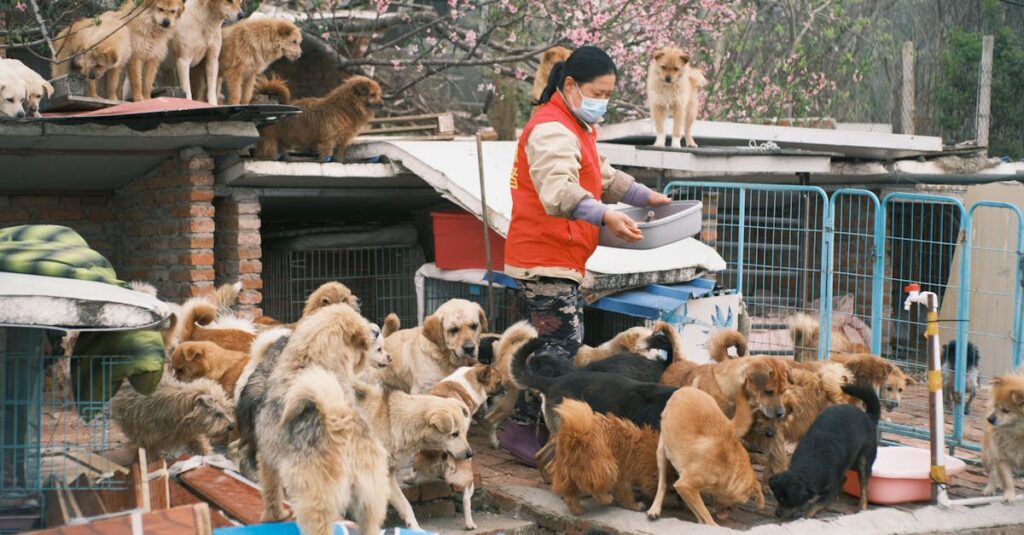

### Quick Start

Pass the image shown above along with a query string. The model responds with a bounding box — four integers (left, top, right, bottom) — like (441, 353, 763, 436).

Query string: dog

(662, 349, 792, 422)
(409, 365, 505, 530)
(542, 323, 682, 385)
(646, 387, 763, 525)
(111, 375, 234, 460)
(548, 399, 659, 515)
(0, 61, 27, 118)
(943, 340, 981, 415)
(2, 59, 53, 117)
(355, 381, 475, 531)
(166, 0, 243, 103)
(770, 384, 880, 519)
(197, 17, 301, 104)
(530, 46, 571, 104)
(829, 352, 913, 412)
(232, 328, 290, 480)
(257, 367, 389, 535)
(53, 11, 132, 100)
(174, 299, 256, 352)
(252, 280, 362, 327)
(789, 311, 872, 361)
(255, 76, 383, 162)
(170, 340, 250, 395)
(984, 374, 1024, 502)
(480, 321, 539, 448)
(119, 0, 185, 101)
(647, 46, 706, 148)
(572, 325, 657, 367)
(379, 298, 487, 394)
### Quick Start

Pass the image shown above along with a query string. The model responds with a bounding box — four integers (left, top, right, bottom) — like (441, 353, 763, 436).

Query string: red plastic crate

(431, 211, 506, 271)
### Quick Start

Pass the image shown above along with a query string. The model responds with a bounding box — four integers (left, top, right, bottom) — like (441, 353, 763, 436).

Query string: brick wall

(0, 194, 120, 265)
(214, 189, 263, 317)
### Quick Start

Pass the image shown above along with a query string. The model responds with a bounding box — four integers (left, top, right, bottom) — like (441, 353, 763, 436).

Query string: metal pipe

(475, 132, 496, 322)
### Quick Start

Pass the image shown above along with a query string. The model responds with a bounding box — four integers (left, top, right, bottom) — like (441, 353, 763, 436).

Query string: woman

(506, 45, 671, 361)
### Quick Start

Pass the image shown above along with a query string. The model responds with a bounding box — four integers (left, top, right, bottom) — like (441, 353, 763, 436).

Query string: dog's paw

(646, 509, 661, 521)
(652, 137, 666, 147)
(670, 137, 682, 148)
(464, 522, 477, 531)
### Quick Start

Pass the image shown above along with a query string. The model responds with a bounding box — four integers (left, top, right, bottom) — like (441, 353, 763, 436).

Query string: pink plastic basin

(842, 446, 967, 504)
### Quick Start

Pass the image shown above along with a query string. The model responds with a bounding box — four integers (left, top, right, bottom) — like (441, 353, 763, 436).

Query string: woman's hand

(603, 210, 643, 242)
(649, 192, 673, 205)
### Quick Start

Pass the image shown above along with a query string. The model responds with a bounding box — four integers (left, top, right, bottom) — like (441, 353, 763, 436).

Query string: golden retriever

(255, 76, 383, 162)
(646, 387, 763, 525)
(647, 46, 707, 148)
(379, 298, 487, 394)
(0, 61, 27, 117)
(2, 59, 52, 117)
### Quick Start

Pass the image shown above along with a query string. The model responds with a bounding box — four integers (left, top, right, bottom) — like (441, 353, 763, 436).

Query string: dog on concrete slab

(165, 0, 243, 103)
(769, 384, 880, 519)
(647, 46, 706, 148)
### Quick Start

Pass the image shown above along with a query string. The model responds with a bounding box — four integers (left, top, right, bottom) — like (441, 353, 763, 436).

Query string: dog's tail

(841, 383, 881, 426)
(645, 321, 687, 363)
(553, 399, 618, 494)
(281, 367, 352, 429)
(707, 329, 748, 363)
(788, 313, 820, 362)
(211, 281, 242, 311)
(254, 74, 291, 104)
(382, 313, 401, 338)
(128, 281, 158, 297)
(174, 299, 218, 344)
(731, 391, 755, 439)
(511, 337, 555, 393)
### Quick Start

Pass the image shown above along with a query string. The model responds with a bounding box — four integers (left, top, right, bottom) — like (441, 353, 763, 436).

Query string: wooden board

(28, 503, 213, 535)
(168, 480, 236, 529)
(147, 460, 170, 511)
(178, 466, 274, 525)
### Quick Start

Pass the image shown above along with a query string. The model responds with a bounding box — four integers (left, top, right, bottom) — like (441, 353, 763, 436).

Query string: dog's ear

(991, 376, 1005, 388)
(1013, 390, 1024, 408)
(904, 375, 916, 386)
(344, 323, 372, 354)
(194, 394, 214, 410)
(183, 344, 202, 362)
(786, 367, 795, 385)
(278, 23, 296, 37)
(653, 48, 666, 61)
(422, 314, 447, 350)
(353, 80, 372, 97)
(476, 303, 488, 332)
(477, 365, 492, 385)
(42, 80, 54, 98)
(429, 410, 456, 434)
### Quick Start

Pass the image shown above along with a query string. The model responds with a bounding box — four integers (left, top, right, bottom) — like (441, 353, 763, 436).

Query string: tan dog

(174, 299, 256, 352)
(355, 381, 475, 531)
(379, 298, 487, 394)
(255, 76, 383, 162)
(0, 61, 27, 117)
(573, 325, 655, 367)
(171, 340, 250, 395)
(788, 311, 871, 361)
(2, 59, 53, 117)
(549, 399, 659, 515)
(663, 353, 792, 421)
(119, 0, 185, 101)
(199, 17, 302, 104)
(647, 46, 706, 148)
(53, 11, 132, 100)
(252, 280, 361, 327)
(829, 353, 914, 412)
(478, 321, 538, 447)
(984, 374, 1024, 502)
(646, 388, 763, 525)
(167, 0, 243, 103)
(530, 46, 571, 104)
(111, 376, 234, 460)
(410, 365, 505, 529)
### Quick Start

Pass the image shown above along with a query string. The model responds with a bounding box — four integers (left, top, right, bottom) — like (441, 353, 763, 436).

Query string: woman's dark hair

(536, 46, 617, 105)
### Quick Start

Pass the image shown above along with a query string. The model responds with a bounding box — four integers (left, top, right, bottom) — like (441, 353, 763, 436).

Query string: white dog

(2, 59, 52, 117)
(167, 0, 243, 103)
(0, 61, 27, 118)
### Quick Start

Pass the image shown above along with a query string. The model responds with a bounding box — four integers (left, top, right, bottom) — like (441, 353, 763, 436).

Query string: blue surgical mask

(571, 85, 608, 124)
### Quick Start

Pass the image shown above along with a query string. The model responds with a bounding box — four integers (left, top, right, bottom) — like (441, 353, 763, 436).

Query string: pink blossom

(372, 0, 390, 14)
(14, 1, 26, 11)
(425, 36, 438, 46)
(321, 32, 330, 40)
(515, 68, 527, 80)
(464, 29, 477, 47)
(506, 31, 517, 43)
(391, 59, 403, 70)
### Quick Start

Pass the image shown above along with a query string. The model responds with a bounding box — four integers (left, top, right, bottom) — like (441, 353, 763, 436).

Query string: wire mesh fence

(262, 245, 425, 327)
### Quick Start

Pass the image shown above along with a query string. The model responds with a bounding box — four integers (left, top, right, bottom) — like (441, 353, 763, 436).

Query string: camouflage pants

(518, 276, 584, 360)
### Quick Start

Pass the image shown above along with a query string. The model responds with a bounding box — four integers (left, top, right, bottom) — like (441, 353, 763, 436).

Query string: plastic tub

(842, 446, 967, 504)
(599, 200, 703, 250)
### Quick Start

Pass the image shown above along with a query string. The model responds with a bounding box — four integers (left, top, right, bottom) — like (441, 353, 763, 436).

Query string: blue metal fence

(663, 181, 1024, 454)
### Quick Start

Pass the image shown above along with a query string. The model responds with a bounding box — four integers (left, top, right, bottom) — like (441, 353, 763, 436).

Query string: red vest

(505, 92, 602, 277)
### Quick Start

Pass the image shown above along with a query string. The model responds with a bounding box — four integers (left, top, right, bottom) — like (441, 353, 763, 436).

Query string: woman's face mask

(571, 84, 609, 124)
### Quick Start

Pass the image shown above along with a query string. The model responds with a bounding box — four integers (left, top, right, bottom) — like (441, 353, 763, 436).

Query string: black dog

(941, 340, 981, 415)
(769, 384, 880, 519)
(476, 333, 501, 365)
(512, 337, 677, 431)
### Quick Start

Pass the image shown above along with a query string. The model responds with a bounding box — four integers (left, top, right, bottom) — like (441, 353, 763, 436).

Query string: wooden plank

(131, 450, 151, 512)
(168, 480, 235, 529)
(93, 472, 134, 514)
(146, 460, 170, 511)
(178, 465, 274, 525)
(28, 503, 213, 535)
(367, 112, 448, 123)
(69, 474, 108, 518)
(976, 35, 994, 148)
(42, 487, 72, 528)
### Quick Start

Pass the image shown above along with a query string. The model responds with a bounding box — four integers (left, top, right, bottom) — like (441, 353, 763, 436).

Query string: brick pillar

(116, 148, 216, 303)
(214, 189, 262, 318)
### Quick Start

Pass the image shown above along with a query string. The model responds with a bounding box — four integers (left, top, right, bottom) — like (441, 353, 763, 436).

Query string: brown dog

(983, 374, 1024, 501)
(549, 399, 660, 515)
(829, 353, 914, 412)
(120, 0, 185, 101)
(572, 325, 655, 367)
(481, 321, 540, 448)
(530, 46, 571, 104)
(171, 340, 250, 395)
(663, 353, 792, 421)
(175, 299, 256, 352)
(647, 46, 706, 148)
(53, 11, 133, 100)
(646, 388, 763, 525)
(194, 17, 302, 104)
(255, 76, 383, 162)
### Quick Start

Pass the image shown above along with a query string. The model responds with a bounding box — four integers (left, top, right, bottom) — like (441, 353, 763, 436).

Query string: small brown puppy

(646, 388, 763, 525)
(984, 374, 1024, 502)
(549, 399, 660, 515)
(120, 0, 185, 101)
(255, 76, 383, 162)
(199, 17, 302, 104)
(410, 365, 505, 530)
(111, 376, 234, 460)
(530, 46, 571, 104)
(647, 46, 706, 148)
(171, 340, 250, 395)
(829, 353, 914, 412)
